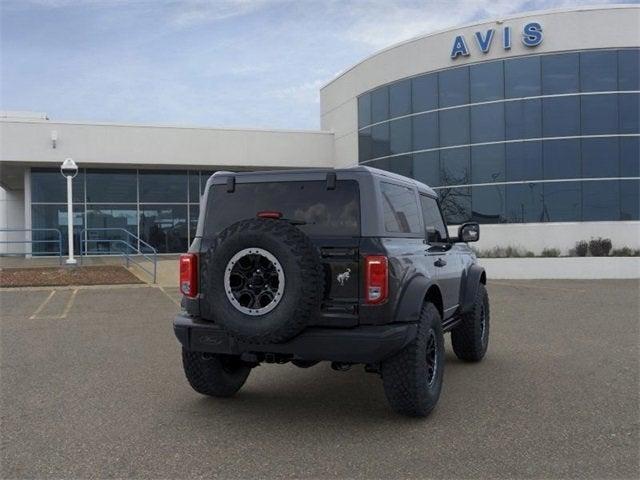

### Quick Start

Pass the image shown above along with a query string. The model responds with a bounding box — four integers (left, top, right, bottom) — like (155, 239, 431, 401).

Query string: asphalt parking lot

(1, 280, 638, 479)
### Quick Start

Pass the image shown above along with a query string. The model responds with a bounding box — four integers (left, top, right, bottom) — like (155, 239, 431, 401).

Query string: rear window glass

(380, 182, 421, 234)
(204, 180, 360, 237)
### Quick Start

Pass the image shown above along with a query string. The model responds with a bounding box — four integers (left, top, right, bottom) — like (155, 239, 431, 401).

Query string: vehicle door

(419, 194, 463, 319)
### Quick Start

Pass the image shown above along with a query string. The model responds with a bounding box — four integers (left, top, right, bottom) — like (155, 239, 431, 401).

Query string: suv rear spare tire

(202, 218, 324, 344)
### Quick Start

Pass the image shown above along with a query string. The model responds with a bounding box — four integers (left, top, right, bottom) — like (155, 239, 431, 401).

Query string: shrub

(540, 248, 561, 257)
(476, 246, 535, 258)
(574, 240, 589, 257)
(610, 247, 640, 257)
(588, 237, 612, 257)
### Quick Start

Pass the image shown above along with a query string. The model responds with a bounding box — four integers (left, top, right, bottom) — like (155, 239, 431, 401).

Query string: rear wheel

(381, 303, 444, 417)
(451, 283, 490, 362)
(182, 348, 252, 397)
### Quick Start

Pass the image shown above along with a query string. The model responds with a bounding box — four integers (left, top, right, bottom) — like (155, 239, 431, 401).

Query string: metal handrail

(0, 228, 63, 264)
(79, 228, 157, 283)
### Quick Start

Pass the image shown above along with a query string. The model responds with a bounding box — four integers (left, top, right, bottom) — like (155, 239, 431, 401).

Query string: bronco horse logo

(336, 268, 351, 286)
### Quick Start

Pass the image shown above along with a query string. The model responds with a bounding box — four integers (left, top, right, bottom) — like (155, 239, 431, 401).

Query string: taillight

(365, 255, 388, 304)
(179, 253, 198, 297)
(257, 211, 282, 219)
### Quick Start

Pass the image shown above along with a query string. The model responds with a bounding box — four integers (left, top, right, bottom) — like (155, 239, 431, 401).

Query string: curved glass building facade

(357, 48, 640, 224)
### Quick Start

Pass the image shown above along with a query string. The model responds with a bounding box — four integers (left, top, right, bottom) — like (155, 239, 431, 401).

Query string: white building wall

(0, 186, 25, 254)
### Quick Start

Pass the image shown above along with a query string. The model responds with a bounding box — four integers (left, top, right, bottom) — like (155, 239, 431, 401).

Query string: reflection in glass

(505, 56, 540, 98)
(358, 93, 371, 128)
(412, 112, 438, 151)
(359, 128, 373, 162)
(583, 181, 620, 221)
(618, 49, 640, 91)
(189, 171, 200, 203)
(472, 185, 505, 223)
(470, 61, 504, 102)
(86, 169, 136, 203)
(371, 87, 389, 123)
(439, 108, 469, 147)
(387, 155, 413, 178)
(390, 79, 411, 117)
(139, 206, 188, 253)
(506, 142, 543, 182)
(619, 93, 640, 134)
(620, 137, 640, 177)
(581, 94, 619, 135)
(506, 183, 543, 223)
(439, 187, 471, 224)
(32, 169, 85, 203)
(543, 182, 581, 222)
(371, 123, 390, 158)
(471, 144, 505, 183)
(542, 53, 579, 94)
(440, 148, 469, 186)
(390, 117, 411, 155)
(620, 179, 640, 221)
(543, 96, 580, 137)
(505, 99, 541, 140)
(140, 171, 187, 203)
(470, 103, 504, 143)
(413, 152, 440, 187)
(200, 171, 215, 196)
(439, 67, 469, 108)
(543, 139, 580, 180)
(580, 51, 617, 92)
(189, 205, 199, 243)
(412, 74, 438, 113)
(31, 204, 84, 255)
(582, 138, 619, 178)
(86, 205, 138, 254)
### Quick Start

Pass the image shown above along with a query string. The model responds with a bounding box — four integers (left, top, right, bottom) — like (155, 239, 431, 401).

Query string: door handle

(434, 258, 447, 267)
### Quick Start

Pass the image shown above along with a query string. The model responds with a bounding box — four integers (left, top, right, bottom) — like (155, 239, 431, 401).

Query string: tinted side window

(380, 182, 421, 234)
(420, 195, 448, 243)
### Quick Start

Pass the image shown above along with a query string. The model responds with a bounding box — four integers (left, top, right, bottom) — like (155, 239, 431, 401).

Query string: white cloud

(168, 0, 284, 28)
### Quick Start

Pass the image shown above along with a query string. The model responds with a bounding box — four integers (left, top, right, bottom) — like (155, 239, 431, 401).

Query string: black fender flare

(459, 264, 486, 315)
(393, 274, 439, 323)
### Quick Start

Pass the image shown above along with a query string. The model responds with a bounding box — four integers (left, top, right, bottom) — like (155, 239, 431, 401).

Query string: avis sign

(450, 22, 543, 59)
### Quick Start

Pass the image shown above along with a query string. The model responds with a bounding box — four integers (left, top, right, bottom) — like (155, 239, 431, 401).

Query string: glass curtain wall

(31, 168, 214, 255)
(357, 48, 640, 224)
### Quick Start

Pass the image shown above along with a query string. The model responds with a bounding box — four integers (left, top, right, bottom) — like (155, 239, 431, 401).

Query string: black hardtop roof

(209, 166, 437, 197)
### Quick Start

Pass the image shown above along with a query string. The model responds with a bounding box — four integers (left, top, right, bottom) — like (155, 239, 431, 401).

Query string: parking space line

(29, 290, 56, 319)
(58, 289, 78, 319)
(490, 280, 586, 293)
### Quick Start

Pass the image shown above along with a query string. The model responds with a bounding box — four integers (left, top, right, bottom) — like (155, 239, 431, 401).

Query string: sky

(1, 0, 636, 130)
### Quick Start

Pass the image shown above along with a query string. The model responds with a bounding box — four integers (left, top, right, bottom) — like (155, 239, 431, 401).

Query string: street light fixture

(60, 158, 78, 265)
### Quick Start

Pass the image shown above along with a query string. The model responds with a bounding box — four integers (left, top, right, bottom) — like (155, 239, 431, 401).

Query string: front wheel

(451, 283, 490, 362)
(182, 348, 252, 397)
(381, 302, 444, 417)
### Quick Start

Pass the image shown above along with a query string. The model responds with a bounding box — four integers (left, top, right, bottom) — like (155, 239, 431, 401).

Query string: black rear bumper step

(174, 313, 417, 364)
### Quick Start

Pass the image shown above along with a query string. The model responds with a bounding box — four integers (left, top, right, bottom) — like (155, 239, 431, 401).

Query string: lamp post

(60, 158, 78, 265)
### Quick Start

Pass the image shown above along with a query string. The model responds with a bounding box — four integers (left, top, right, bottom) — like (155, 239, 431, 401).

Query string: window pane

(439, 108, 469, 147)
(440, 147, 470, 186)
(582, 180, 620, 221)
(506, 142, 543, 181)
(582, 138, 619, 178)
(188, 171, 200, 203)
(85, 169, 136, 203)
(386, 155, 413, 178)
(506, 183, 543, 223)
(413, 152, 440, 187)
(358, 93, 371, 128)
(86, 205, 138, 254)
(200, 171, 215, 197)
(580, 51, 617, 92)
(189, 205, 199, 243)
(542, 96, 580, 137)
(389, 117, 412, 155)
(139, 205, 188, 253)
(420, 195, 448, 242)
(380, 182, 421, 234)
(412, 112, 438, 151)
(581, 94, 618, 135)
(471, 144, 505, 183)
(439, 187, 471, 224)
(543, 182, 581, 222)
(390, 79, 411, 117)
(439, 67, 469, 108)
(620, 179, 640, 220)
(619, 93, 640, 134)
(412, 74, 438, 112)
(359, 128, 373, 162)
(470, 61, 504, 102)
(31, 204, 84, 255)
(542, 53, 579, 94)
(371, 123, 390, 158)
(31, 168, 84, 203)
(505, 98, 541, 140)
(621, 137, 640, 177)
(472, 185, 505, 224)
(619, 49, 640, 91)
(140, 170, 187, 203)
(371, 87, 389, 123)
(470, 103, 504, 143)
(544, 139, 580, 180)
(505, 56, 541, 98)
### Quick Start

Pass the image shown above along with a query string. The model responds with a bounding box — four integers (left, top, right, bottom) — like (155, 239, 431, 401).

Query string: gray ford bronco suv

(174, 167, 489, 417)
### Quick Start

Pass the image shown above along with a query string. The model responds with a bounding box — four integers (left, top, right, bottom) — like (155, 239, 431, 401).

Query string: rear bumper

(173, 313, 417, 364)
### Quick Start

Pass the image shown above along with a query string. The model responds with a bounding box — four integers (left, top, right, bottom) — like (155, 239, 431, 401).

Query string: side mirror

(458, 222, 480, 243)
